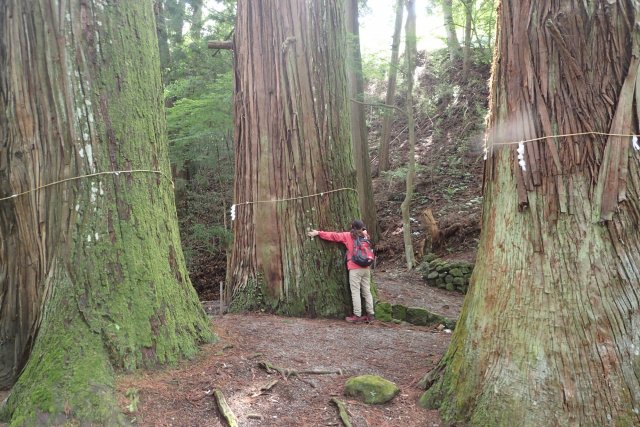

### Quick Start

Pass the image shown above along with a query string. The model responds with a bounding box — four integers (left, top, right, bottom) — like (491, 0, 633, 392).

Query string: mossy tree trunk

(345, 0, 379, 241)
(0, 1, 214, 424)
(420, 1, 640, 425)
(227, 0, 359, 317)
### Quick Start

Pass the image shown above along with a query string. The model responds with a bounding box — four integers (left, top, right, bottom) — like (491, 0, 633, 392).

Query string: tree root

(213, 389, 238, 427)
(330, 397, 353, 427)
(258, 361, 342, 379)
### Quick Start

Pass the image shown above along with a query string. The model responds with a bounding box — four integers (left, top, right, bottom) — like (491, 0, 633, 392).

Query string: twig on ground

(258, 362, 342, 379)
(330, 398, 353, 427)
(213, 389, 238, 427)
(261, 379, 279, 391)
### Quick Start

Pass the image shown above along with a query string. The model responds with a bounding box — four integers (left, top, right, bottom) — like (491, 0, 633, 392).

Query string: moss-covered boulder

(344, 375, 400, 404)
(392, 304, 407, 321)
(406, 307, 443, 326)
(375, 302, 392, 322)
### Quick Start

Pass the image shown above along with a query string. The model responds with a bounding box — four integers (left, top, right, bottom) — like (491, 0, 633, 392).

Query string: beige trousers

(348, 268, 374, 316)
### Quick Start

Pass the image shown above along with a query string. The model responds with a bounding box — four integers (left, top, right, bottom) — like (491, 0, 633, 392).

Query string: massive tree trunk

(0, 1, 214, 424)
(227, 0, 360, 317)
(345, 0, 379, 240)
(420, 1, 640, 425)
(377, 0, 404, 174)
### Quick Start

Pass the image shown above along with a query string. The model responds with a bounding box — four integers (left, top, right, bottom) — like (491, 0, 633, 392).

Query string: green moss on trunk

(1, 0, 215, 424)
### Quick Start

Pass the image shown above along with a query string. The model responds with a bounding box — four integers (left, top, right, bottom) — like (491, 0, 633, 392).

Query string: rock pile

(418, 255, 474, 294)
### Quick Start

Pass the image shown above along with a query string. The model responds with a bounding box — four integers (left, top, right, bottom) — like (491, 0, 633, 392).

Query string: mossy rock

(406, 307, 442, 326)
(392, 304, 407, 321)
(449, 268, 463, 277)
(445, 282, 455, 292)
(452, 277, 465, 286)
(344, 375, 400, 404)
(423, 253, 438, 262)
(375, 302, 392, 322)
(427, 271, 439, 280)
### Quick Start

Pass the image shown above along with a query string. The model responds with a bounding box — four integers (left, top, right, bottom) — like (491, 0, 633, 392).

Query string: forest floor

(114, 62, 488, 425)
(116, 270, 464, 427)
(0, 57, 487, 426)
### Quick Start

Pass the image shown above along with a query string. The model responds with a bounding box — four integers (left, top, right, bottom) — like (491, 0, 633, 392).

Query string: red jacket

(317, 231, 368, 270)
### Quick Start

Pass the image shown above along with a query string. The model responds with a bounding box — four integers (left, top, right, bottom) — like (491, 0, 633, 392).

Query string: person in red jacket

(307, 220, 374, 323)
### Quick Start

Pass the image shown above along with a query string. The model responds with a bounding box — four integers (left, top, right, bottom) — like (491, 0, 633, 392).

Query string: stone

(344, 375, 400, 404)
(445, 282, 455, 291)
(375, 302, 393, 322)
(406, 307, 441, 326)
(427, 271, 439, 280)
(423, 253, 438, 262)
(449, 268, 463, 277)
(392, 304, 407, 321)
(452, 277, 465, 286)
(445, 275, 454, 284)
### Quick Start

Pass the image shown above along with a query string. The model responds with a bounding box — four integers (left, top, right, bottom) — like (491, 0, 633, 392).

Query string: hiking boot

(365, 314, 375, 323)
(345, 315, 366, 323)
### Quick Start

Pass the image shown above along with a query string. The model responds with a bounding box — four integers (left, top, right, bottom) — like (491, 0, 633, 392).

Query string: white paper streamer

(517, 142, 526, 171)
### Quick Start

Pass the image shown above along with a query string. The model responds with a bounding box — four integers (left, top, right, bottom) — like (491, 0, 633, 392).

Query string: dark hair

(350, 219, 366, 238)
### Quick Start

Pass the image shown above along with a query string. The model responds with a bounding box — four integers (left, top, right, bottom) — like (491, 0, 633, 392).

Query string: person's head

(350, 219, 366, 238)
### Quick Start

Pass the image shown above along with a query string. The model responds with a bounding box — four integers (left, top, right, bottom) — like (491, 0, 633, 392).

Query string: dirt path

(1, 271, 464, 426)
(117, 271, 464, 426)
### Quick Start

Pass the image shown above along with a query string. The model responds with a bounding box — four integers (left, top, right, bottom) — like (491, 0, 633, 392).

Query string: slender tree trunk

(377, 0, 404, 174)
(0, 1, 213, 423)
(420, 1, 640, 425)
(401, 0, 417, 270)
(227, 0, 359, 317)
(462, 0, 474, 77)
(345, 0, 379, 240)
(166, 0, 186, 46)
(155, 0, 171, 82)
(442, 0, 461, 61)
(189, 0, 204, 40)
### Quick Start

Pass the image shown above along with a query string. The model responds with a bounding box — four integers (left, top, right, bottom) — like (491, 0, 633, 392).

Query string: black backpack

(352, 236, 375, 267)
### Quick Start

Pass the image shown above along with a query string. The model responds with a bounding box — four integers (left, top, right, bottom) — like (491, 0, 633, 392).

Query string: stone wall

(418, 255, 474, 294)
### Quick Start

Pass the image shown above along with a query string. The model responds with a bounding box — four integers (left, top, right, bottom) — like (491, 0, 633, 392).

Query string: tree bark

(227, 0, 359, 317)
(377, 0, 404, 175)
(420, 1, 640, 425)
(345, 0, 379, 240)
(401, 0, 417, 270)
(442, 0, 461, 61)
(0, 1, 214, 423)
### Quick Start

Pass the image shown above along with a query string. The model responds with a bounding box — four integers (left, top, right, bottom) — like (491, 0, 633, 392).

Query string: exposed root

(330, 397, 353, 427)
(213, 389, 238, 427)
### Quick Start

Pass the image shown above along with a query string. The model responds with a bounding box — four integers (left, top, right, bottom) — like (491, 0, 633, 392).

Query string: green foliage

(190, 223, 233, 255)
(381, 164, 427, 183)
(424, 0, 497, 63)
(161, 1, 237, 297)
